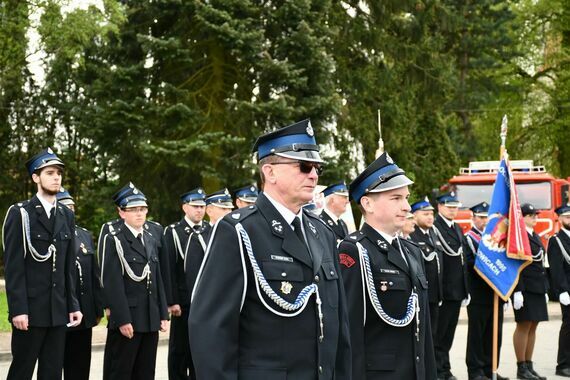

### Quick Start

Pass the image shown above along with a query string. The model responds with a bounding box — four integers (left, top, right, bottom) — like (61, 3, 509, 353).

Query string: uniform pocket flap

(30, 231, 50, 241)
(262, 260, 304, 281)
(59, 231, 71, 240)
(378, 274, 408, 291)
(417, 273, 428, 289)
(322, 262, 339, 280)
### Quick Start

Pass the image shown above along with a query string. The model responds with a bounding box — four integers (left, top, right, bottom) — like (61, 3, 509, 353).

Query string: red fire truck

(444, 160, 570, 245)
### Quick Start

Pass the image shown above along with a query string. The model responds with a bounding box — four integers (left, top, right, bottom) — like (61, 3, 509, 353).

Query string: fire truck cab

(444, 160, 570, 245)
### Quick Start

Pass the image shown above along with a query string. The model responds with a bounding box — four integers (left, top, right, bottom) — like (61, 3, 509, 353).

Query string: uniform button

(314, 275, 320, 282)
(53, 239, 56, 243)
(318, 365, 323, 374)
(330, 270, 335, 276)
(416, 356, 420, 362)
(389, 281, 393, 286)
(281, 272, 287, 277)
(53, 283, 56, 287)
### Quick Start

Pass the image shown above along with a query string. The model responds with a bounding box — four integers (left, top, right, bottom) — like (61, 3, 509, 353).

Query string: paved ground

(0, 302, 565, 379)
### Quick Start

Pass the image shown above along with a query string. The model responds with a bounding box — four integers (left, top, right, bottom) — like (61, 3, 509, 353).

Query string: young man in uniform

(319, 182, 350, 241)
(548, 204, 570, 377)
(101, 183, 169, 380)
(338, 152, 436, 379)
(162, 187, 208, 380)
(463, 202, 508, 380)
(2, 148, 82, 379)
(409, 197, 444, 345)
(234, 185, 259, 209)
(57, 187, 104, 380)
(433, 191, 469, 380)
(189, 119, 351, 379)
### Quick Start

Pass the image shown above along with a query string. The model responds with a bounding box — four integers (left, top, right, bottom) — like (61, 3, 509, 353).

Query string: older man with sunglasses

(189, 119, 351, 379)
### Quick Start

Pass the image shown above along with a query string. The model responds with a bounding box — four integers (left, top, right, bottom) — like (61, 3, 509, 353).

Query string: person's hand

(160, 320, 169, 332)
(168, 304, 182, 317)
(503, 299, 511, 313)
(68, 311, 83, 327)
(119, 323, 134, 339)
(461, 294, 471, 307)
(12, 314, 29, 331)
(105, 308, 111, 318)
(513, 291, 524, 310)
(545, 293, 549, 303)
(560, 292, 570, 306)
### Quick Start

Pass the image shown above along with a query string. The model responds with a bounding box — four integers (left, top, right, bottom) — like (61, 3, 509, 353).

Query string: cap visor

(211, 202, 234, 209)
(275, 151, 324, 163)
(124, 200, 148, 208)
(186, 201, 206, 206)
(367, 174, 414, 194)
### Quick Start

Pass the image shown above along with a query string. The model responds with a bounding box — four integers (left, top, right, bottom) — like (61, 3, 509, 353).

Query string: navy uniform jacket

(547, 230, 570, 296)
(183, 223, 211, 302)
(101, 225, 168, 332)
(433, 215, 468, 301)
(409, 228, 444, 304)
(338, 224, 436, 380)
(162, 218, 210, 307)
(516, 232, 549, 294)
(2, 196, 80, 326)
(188, 194, 351, 379)
(71, 226, 104, 329)
(319, 210, 349, 241)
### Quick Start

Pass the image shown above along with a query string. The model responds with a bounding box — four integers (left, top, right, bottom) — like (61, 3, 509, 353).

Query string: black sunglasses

(272, 161, 324, 176)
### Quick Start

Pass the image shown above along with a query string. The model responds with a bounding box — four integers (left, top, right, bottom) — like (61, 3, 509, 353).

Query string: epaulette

(76, 225, 90, 233)
(146, 220, 162, 227)
(12, 200, 29, 209)
(110, 225, 122, 236)
(225, 204, 258, 224)
(106, 218, 122, 226)
(345, 230, 365, 242)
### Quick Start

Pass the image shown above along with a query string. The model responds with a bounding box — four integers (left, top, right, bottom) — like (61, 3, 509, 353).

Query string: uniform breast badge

(280, 281, 293, 295)
(380, 281, 388, 292)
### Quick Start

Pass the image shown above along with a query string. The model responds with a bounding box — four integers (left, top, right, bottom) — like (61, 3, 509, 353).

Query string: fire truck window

(455, 182, 551, 210)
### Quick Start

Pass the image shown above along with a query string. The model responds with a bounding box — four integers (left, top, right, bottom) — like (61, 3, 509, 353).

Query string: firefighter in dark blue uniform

(234, 185, 259, 209)
(512, 203, 549, 380)
(162, 187, 209, 380)
(2, 148, 82, 380)
(57, 187, 104, 380)
(204, 188, 234, 225)
(338, 152, 436, 380)
(433, 191, 469, 380)
(101, 183, 169, 380)
(189, 119, 351, 379)
(548, 204, 570, 377)
(463, 202, 508, 380)
(319, 182, 350, 241)
(409, 197, 444, 346)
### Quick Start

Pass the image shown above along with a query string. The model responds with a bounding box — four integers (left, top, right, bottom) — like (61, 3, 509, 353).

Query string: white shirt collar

(526, 226, 534, 235)
(370, 225, 396, 245)
(264, 192, 303, 226)
(419, 227, 430, 235)
(36, 192, 56, 218)
(184, 216, 201, 229)
(440, 214, 454, 228)
(562, 227, 570, 239)
(124, 222, 144, 239)
(322, 208, 339, 224)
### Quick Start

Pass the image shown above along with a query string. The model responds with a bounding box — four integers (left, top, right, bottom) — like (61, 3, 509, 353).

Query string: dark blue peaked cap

(322, 182, 348, 197)
(470, 201, 489, 216)
(234, 185, 258, 202)
(349, 152, 413, 204)
(555, 203, 570, 216)
(112, 182, 147, 208)
(252, 119, 323, 163)
(180, 188, 206, 205)
(26, 147, 65, 176)
(411, 197, 434, 213)
(205, 188, 234, 209)
(521, 203, 538, 216)
(436, 191, 461, 207)
(56, 187, 74, 205)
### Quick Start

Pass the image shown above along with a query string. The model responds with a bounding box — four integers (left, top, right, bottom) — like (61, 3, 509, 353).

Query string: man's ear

(261, 164, 277, 185)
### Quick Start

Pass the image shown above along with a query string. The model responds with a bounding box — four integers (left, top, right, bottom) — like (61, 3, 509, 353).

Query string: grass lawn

(0, 291, 11, 332)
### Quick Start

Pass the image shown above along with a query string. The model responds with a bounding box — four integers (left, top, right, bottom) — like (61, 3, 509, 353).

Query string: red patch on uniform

(339, 253, 355, 268)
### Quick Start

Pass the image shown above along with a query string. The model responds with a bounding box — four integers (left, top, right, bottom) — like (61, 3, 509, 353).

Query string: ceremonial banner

(474, 158, 532, 301)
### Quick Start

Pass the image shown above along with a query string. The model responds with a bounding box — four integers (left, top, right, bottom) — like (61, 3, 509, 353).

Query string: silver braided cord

(555, 236, 570, 265)
(171, 228, 185, 260)
(357, 242, 418, 327)
(235, 223, 324, 341)
(20, 208, 56, 262)
(112, 235, 151, 283)
(433, 226, 464, 265)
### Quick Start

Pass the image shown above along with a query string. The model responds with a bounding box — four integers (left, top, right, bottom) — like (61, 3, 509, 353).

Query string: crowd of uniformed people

(2, 119, 570, 380)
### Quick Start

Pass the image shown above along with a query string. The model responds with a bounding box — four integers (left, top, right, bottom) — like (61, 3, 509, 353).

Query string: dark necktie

(49, 207, 55, 219)
(392, 237, 408, 267)
(137, 233, 144, 247)
(193, 224, 201, 232)
(292, 217, 306, 246)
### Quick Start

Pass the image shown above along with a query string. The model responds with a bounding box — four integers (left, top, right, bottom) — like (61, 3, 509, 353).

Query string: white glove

(513, 291, 524, 310)
(560, 292, 570, 306)
(503, 299, 511, 313)
(545, 293, 549, 303)
(461, 294, 471, 307)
